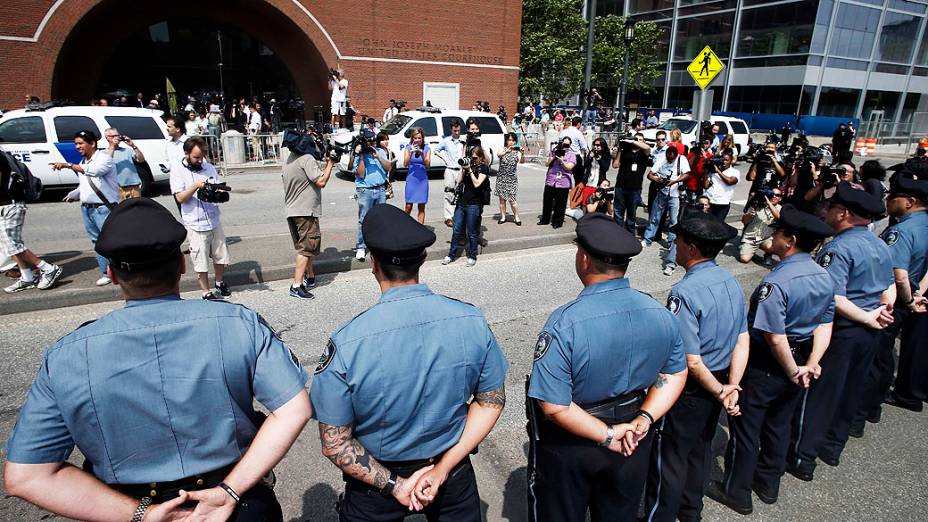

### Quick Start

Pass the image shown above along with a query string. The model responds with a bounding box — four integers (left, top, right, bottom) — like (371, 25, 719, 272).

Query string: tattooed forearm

(319, 423, 391, 489)
(475, 383, 506, 410)
(654, 374, 668, 388)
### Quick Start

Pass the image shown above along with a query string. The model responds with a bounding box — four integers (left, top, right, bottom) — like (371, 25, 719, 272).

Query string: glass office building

(594, 0, 928, 121)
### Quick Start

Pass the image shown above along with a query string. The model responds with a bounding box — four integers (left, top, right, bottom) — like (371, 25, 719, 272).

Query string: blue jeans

(613, 188, 641, 234)
(449, 204, 482, 260)
(583, 109, 597, 126)
(356, 186, 386, 250)
(643, 193, 680, 269)
(81, 205, 111, 274)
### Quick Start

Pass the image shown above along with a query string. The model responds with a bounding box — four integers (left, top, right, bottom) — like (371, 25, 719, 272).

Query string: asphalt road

(1, 244, 926, 521)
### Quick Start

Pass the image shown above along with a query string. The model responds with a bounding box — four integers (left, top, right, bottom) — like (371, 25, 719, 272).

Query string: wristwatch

(380, 471, 398, 496)
(130, 497, 152, 522)
(599, 426, 615, 447)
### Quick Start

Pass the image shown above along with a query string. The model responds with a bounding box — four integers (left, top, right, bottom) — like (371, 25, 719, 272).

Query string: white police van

(640, 115, 750, 157)
(333, 109, 506, 175)
(0, 104, 171, 195)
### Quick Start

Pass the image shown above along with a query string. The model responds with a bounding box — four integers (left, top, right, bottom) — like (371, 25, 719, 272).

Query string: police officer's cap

(773, 205, 833, 241)
(362, 204, 436, 265)
(889, 174, 928, 198)
(830, 182, 884, 219)
(670, 212, 738, 244)
(575, 213, 642, 265)
(95, 198, 187, 271)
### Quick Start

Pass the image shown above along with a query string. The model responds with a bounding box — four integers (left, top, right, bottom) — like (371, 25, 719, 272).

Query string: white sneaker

(441, 256, 454, 265)
(355, 249, 366, 261)
(466, 258, 477, 267)
(4, 279, 36, 294)
(37, 265, 63, 290)
(641, 239, 650, 248)
(95, 276, 112, 286)
(663, 265, 675, 276)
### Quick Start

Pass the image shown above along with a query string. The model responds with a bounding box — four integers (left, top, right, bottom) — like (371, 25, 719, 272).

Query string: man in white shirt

(705, 151, 740, 221)
(559, 115, 589, 183)
(163, 117, 187, 175)
(434, 120, 466, 227)
(53, 130, 119, 286)
(170, 137, 231, 300)
(383, 99, 398, 123)
(329, 69, 349, 129)
(642, 146, 691, 275)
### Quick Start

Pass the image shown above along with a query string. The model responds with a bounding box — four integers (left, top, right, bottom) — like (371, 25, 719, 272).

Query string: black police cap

(774, 205, 833, 241)
(830, 182, 885, 219)
(889, 174, 928, 198)
(362, 204, 436, 265)
(95, 198, 187, 271)
(575, 213, 642, 265)
(671, 212, 738, 244)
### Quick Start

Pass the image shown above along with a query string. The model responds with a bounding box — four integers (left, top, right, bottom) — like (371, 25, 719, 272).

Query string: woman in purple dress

(404, 127, 431, 223)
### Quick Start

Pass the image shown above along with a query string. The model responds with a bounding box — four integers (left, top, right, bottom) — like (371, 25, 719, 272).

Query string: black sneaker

(202, 290, 223, 301)
(752, 482, 778, 504)
(303, 276, 316, 288)
(215, 281, 231, 298)
(289, 285, 315, 300)
(705, 481, 752, 515)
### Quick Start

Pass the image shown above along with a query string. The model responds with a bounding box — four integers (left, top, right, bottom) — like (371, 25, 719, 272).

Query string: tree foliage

(520, 0, 665, 102)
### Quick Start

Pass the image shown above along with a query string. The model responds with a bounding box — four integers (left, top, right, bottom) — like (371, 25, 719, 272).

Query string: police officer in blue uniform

(643, 213, 749, 522)
(786, 183, 894, 480)
(311, 203, 508, 522)
(880, 175, 928, 411)
(3, 198, 311, 522)
(707, 206, 835, 515)
(526, 214, 688, 522)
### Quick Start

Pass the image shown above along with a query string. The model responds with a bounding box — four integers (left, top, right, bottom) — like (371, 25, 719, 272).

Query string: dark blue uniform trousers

(721, 367, 802, 506)
(891, 309, 928, 406)
(643, 392, 722, 521)
(788, 325, 878, 471)
(855, 307, 911, 425)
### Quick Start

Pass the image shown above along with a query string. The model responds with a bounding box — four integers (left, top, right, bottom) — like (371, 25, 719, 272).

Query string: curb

(1, 230, 577, 316)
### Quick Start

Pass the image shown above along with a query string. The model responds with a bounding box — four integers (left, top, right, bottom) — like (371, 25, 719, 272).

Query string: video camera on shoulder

(746, 187, 776, 210)
(820, 165, 846, 188)
(197, 180, 231, 203)
(552, 141, 569, 158)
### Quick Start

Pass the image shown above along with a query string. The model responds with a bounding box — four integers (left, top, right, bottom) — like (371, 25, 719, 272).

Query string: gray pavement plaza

(1, 242, 927, 521)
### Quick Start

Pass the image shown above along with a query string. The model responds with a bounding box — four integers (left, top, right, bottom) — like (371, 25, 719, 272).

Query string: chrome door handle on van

(31, 149, 50, 154)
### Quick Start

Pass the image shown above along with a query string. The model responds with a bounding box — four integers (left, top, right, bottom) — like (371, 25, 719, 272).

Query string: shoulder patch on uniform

(256, 313, 284, 343)
(819, 252, 834, 268)
(534, 332, 552, 362)
(315, 339, 337, 374)
(884, 229, 899, 246)
(667, 295, 682, 315)
(757, 283, 773, 302)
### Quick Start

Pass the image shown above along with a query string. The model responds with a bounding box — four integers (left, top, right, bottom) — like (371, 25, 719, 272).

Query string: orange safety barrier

(854, 138, 867, 156)
(865, 138, 877, 157)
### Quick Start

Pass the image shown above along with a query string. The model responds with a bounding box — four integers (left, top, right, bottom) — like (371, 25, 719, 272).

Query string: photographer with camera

(349, 129, 392, 261)
(584, 178, 615, 216)
(281, 137, 335, 300)
(642, 146, 691, 276)
(442, 145, 490, 267)
(104, 127, 146, 200)
(802, 162, 857, 218)
(435, 120, 466, 228)
(613, 133, 651, 234)
(683, 138, 713, 203)
(737, 188, 783, 264)
(539, 137, 577, 228)
(328, 68, 349, 129)
(746, 142, 786, 203)
(780, 143, 818, 210)
(170, 137, 231, 300)
(704, 151, 740, 221)
(559, 116, 589, 181)
(403, 127, 432, 224)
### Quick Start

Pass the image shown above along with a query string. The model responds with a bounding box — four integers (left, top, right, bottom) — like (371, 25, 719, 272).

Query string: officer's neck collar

(778, 252, 812, 265)
(900, 209, 926, 221)
(379, 283, 432, 303)
(686, 259, 718, 272)
(580, 277, 630, 296)
(125, 294, 182, 307)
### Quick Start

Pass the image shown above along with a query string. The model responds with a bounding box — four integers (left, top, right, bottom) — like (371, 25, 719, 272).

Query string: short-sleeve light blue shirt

(5, 296, 309, 484)
(310, 284, 508, 461)
(749, 253, 836, 341)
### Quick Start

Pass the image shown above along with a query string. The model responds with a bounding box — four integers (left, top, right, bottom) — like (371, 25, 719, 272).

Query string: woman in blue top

(404, 127, 431, 223)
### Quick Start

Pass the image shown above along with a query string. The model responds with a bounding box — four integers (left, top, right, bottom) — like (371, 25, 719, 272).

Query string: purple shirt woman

(538, 137, 577, 228)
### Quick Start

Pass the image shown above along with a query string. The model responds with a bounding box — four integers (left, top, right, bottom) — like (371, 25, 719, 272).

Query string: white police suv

(0, 104, 171, 195)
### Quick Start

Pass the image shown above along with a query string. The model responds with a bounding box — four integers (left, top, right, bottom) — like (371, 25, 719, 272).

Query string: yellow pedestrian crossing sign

(687, 46, 725, 90)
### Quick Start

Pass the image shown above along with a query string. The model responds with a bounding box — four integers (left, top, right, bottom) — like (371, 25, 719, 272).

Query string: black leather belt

(538, 390, 645, 444)
(343, 450, 471, 494)
(749, 335, 813, 373)
(82, 202, 105, 209)
(110, 463, 235, 501)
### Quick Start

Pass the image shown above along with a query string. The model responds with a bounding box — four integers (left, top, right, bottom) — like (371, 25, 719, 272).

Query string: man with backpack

(1, 152, 62, 293)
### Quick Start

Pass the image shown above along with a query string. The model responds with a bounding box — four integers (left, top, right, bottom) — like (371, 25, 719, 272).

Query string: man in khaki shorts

(282, 144, 335, 299)
(169, 137, 231, 300)
(737, 188, 783, 264)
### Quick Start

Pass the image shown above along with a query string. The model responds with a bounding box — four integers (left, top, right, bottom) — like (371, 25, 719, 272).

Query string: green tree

(519, 0, 664, 103)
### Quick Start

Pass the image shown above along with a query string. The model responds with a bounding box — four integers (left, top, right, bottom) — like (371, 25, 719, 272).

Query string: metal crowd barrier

(213, 132, 283, 174)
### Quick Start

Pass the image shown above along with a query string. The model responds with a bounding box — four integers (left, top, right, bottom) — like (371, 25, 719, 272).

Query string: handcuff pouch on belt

(750, 335, 813, 372)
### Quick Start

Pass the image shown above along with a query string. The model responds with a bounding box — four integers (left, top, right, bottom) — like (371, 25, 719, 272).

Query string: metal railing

(217, 132, 283, 174)
(856, 111, 928, 156)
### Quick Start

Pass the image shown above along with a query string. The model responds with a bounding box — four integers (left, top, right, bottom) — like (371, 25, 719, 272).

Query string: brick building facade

(0, 0, 522, 118)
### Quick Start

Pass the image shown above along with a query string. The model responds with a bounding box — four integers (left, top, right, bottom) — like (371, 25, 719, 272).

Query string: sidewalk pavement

(0, 211, 578, 315)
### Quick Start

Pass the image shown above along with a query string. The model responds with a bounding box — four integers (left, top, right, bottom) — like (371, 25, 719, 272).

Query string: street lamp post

(582, 0, 597, 123)
(616, 20, 636, 130)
